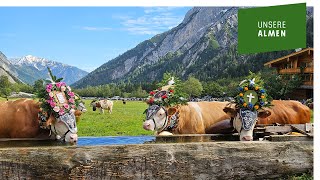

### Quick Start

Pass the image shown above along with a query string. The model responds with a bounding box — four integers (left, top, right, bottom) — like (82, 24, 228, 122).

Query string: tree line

(0, 68, 302, 100)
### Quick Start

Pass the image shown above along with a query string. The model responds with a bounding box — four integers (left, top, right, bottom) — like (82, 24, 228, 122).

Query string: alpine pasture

(78, 99, 153, 136)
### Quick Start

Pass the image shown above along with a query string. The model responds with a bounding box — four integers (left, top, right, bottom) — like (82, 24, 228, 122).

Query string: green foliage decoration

(146, 73, 187, 107)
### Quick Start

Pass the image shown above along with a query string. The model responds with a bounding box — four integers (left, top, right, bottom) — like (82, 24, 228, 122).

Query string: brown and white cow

(0, 99, 79, 143)
(143, 101, 231, 135)
(91, 99, 113, 114)
(223, 100, 311, 141)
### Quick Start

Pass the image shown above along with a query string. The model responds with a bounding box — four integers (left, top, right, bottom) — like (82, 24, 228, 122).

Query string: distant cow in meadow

(223, 100, 311, 141)
(143, 101, 231, 135)
(0, 99, 79, 143)
(91, 99, 113, 114)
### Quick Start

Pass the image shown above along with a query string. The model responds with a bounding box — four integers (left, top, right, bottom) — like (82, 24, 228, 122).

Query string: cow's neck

(161, 108, 179, 133)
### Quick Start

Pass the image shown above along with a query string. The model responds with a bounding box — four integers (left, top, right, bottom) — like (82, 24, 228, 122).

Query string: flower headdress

(146, 76, 187, 107)
(235, 78, 271, 111)
(38, 67, 77, 118)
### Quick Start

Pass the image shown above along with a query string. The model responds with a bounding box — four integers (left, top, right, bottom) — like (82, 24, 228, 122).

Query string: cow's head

(223, 106, 271, 141)
(77, 101, 87, 112)
(90, 100, 101, 111)
(143, 105, 177, 132)
(46, 112, 78, 143)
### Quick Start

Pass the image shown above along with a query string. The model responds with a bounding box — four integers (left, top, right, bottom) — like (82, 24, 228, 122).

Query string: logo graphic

(238, 3, 306, 54)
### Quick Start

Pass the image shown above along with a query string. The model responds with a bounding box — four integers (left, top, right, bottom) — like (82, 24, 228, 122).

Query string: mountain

(9, 55, 89, 85)
(0, 51, 21, 83)
(71, 7, 312, 88)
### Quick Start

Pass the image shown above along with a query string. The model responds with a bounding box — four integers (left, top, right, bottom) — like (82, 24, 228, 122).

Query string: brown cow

(223, 100, 311, 141)
(143, 101, 231, 135)
(0, 99, 78, 143)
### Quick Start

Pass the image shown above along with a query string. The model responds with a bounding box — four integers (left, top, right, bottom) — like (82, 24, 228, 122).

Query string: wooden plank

(155, 134, 239, 143)
(264, 126, 292, 133)
(268, 135, 313, 142)
(0, 142, 313, 179)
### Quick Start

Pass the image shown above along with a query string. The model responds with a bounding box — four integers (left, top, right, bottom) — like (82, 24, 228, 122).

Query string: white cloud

(115, 8, 185, 35)
(82, 26, 112, 31)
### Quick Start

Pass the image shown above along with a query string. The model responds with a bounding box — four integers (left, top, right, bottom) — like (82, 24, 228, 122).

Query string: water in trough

(0, 136, 156, 148)
(0, 134, 240, 148)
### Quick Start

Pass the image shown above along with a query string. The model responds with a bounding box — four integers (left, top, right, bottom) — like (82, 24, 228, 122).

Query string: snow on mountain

(8, 55, 88, 85)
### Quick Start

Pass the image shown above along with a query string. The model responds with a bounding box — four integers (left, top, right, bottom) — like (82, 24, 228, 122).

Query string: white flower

(249, 78, 256, 85)
(67, 86, 71, 91)
(53, 106, 60, 112)
(61, 86, 66, 92)
(49, 92, 54, 97)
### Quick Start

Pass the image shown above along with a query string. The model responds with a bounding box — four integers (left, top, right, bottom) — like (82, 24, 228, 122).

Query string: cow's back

(174, 101, 230, 134)
(258, 100, 311, 124)
(0, 99, 41, 138)
(101, 100, 113, 109)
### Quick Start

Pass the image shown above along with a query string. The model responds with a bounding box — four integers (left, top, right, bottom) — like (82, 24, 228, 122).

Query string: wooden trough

(0, 140, 313, 179)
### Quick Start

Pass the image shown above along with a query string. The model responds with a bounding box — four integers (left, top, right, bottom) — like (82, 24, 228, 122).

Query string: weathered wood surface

(0, 141, 313, 179)
(267, 135, 313, 142)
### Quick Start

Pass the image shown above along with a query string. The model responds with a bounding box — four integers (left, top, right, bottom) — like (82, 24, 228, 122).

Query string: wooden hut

(264, 48, 313, 100)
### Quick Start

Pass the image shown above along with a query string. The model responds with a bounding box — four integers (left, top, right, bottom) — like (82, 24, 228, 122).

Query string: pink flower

(68, 98, 75, 104)
(61, 86, 66, 92)
(68, 91, 75, 97)
(71, 105, 76, 109)
(50, 101, 56, 108)
(53, 106, 60, 112)
(59, 109, 65, 116)
(46, 88, 51, 93)
(56, 82, 62, 88)
(64, 104, 70, 109)
(46, 84, 53, 90)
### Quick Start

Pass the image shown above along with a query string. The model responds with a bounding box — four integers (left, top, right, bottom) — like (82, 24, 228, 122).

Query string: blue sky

(0, 7, 191, 72)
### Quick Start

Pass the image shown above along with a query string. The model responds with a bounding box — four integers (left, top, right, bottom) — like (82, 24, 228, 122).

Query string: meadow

(77, 99, 153, 136)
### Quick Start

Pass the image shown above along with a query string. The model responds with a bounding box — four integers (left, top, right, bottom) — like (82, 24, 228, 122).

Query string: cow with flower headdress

(223, 78, 311, 141)
(142, 77, 233, 135)
(0, 68, 81, 143)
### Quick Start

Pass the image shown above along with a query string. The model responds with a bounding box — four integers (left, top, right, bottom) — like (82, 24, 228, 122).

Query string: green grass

(77, 99, 154, 136)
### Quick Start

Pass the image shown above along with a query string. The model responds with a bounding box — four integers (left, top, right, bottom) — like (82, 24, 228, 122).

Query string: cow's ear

(46, 114, 56, 126)
(167, 107, 178, 116)
(223, 107, 237, 117)
(258, 110, 271, 118)
(74, 110, 82, 117)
